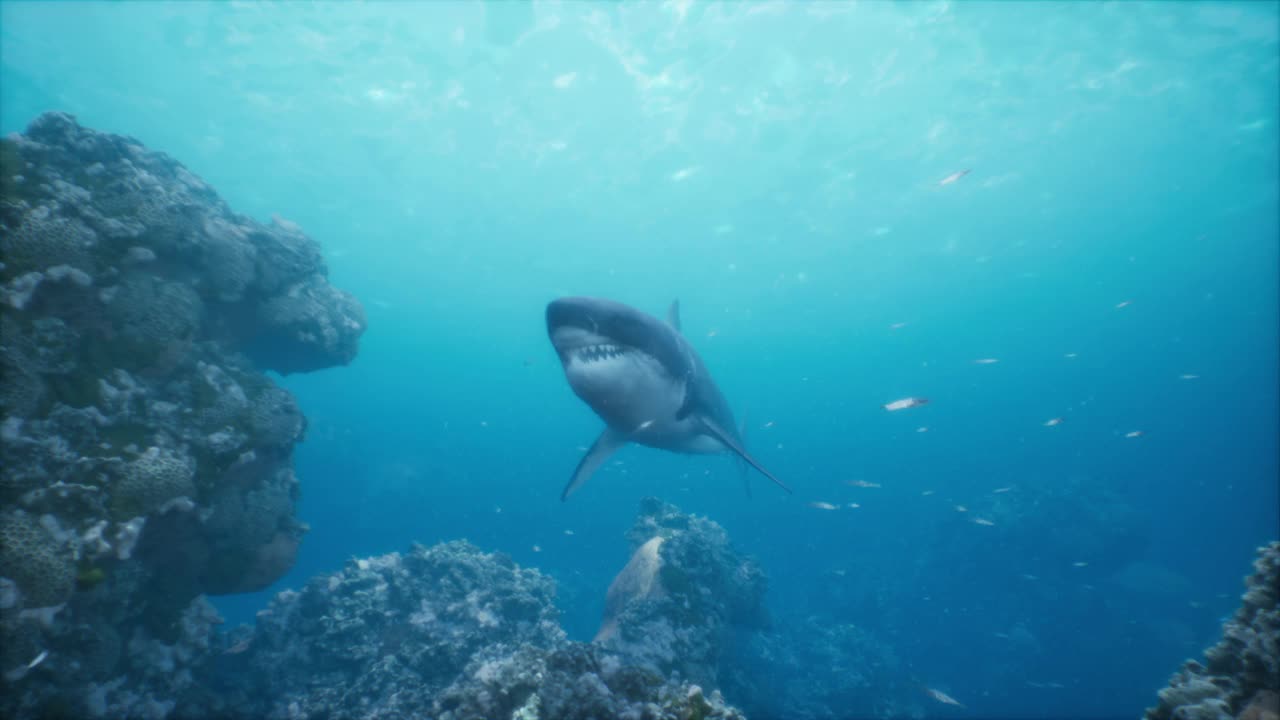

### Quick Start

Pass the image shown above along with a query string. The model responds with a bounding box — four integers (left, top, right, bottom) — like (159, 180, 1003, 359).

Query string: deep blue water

(3, 2, 1277, 717)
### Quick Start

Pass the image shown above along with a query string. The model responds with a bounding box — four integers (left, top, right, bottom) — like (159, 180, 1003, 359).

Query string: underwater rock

(435, 642, 746, 720)
(1145, 542, 1280, 720)
(0, 112, 365, 719)
(234, 540, 564, 718)
(206, 540, 745, 720)
(721, 614, 914, 720)
(595, 496, 771, 688)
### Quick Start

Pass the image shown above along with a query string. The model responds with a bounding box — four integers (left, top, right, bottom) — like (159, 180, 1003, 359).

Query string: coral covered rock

(1145, 542, 1280, 720)
(722, 615, 914, 720)
(110, 447, 196, 519)
(212, 541, 564, 718)
(203, 539, 747, 720)
(0, 112, 364, 719)
(596, 497, 771, 688)
(435, 642, 747, 720)
(0, 511, 75, 608)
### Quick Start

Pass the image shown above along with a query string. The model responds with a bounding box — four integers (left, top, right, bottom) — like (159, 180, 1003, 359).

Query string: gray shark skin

(546, 296, 791, 501)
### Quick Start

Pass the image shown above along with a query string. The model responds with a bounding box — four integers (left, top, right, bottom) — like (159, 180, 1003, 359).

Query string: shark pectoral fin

(675, 376, 697, 421)
(562, 428, 626, 501)
(699, 415, 792, 495)
(676, 393, 694, 421)
(666, 299, 682, 332)
(735, 455, 752, 498)
(736, 413, 752, 499)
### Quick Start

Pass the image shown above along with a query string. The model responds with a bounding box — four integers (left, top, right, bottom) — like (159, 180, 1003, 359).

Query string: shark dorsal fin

(666, 300, 681, 332)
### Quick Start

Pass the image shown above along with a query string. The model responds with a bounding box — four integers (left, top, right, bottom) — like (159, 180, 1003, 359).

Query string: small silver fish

(26, 650, 47, 669)
(924, 686, 965, 707)
(884, 397, 929, 412)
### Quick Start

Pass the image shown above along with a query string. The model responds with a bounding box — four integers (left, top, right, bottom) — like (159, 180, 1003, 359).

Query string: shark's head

(546, 297, 688, 428)
(547, 297, 674, 357)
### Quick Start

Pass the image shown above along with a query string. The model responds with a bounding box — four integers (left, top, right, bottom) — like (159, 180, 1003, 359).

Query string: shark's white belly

(563, 348, 723, 455)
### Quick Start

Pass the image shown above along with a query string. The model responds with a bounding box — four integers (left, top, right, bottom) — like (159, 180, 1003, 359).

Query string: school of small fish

(786, 237, 1180, 700)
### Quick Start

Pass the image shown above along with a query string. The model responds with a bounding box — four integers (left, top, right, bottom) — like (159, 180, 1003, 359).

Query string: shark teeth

(575, 344, 625, 364)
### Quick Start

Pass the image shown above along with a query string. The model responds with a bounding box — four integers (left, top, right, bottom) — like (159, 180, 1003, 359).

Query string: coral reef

(0, 112, 365, 718)
(595, 497, 771, 688)
(206, 540, 745, 720)
(0, 511, 76, 608)
(227, 541, 565, 717)
(722, 614, 915, 720)
(1145, 542, 1280, 720)
(435, 642, 745, 720)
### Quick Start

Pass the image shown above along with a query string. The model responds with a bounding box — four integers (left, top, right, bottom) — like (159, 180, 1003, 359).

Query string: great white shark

(546, 296, 791, 501)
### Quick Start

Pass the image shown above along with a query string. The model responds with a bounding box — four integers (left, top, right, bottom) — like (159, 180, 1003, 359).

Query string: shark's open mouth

(574, 343, 627, 364)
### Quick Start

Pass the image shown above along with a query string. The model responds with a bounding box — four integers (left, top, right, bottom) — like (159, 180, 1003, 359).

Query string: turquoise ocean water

(3, 2, 1277, 717)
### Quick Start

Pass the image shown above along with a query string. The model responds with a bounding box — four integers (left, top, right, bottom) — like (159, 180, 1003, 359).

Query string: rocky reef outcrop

(595, 496, 771, 689)
(0, 112, 365, 718)
(1145, 541, 1279, 720)
(206, 539, 746, 720)
(723, 615, 913, 720)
